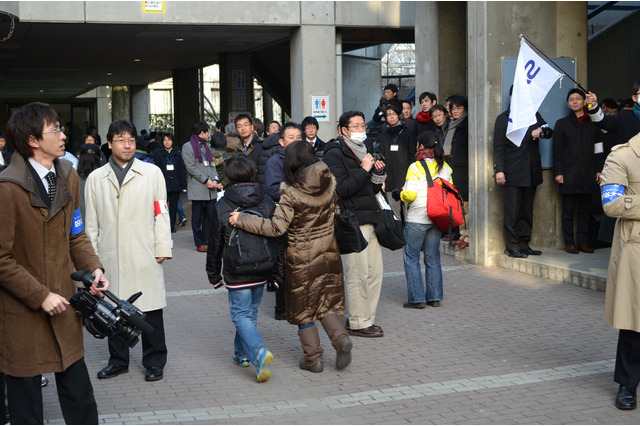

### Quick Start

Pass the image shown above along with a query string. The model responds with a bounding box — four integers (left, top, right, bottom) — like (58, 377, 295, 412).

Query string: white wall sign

(311, 95, 330, 122)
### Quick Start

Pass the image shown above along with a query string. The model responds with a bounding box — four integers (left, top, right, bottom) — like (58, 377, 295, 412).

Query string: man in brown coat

(0, 102, 109, 424)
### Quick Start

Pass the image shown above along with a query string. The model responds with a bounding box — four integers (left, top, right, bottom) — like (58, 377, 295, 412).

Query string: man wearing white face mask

(323, 111, 387, 338)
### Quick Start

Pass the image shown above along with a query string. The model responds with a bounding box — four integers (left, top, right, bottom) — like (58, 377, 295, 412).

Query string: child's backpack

(224, 209, 277, 276)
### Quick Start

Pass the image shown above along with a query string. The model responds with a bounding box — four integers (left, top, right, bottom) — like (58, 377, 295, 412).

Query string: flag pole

(519, 34, 588, 93)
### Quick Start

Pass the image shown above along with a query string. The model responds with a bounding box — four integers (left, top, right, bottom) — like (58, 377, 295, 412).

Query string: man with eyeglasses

(85, 119, 172, 383)
(587, 81, 640, 411)
(0, 102, 110, 424)
(235, 114, 262, 163)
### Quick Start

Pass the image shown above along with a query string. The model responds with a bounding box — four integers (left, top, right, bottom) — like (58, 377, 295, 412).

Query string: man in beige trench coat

(85, 119, 173, 382)
(600, 129, 640, 411)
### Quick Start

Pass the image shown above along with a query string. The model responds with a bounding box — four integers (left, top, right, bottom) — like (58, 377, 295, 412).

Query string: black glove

(391, 187, 402, 201)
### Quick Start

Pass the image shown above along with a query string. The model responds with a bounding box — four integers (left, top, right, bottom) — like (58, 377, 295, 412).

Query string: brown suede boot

(298, 325, 324, 373)
(320, 313, 352, 370)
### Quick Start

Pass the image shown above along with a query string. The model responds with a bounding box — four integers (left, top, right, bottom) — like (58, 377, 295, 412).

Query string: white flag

(506, 38, 562, 146)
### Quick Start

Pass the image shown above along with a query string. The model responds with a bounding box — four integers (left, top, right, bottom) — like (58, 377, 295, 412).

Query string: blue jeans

(177, 197, 186, 220)
(403, 222, 443, 303)
(228, 286, 266, 366)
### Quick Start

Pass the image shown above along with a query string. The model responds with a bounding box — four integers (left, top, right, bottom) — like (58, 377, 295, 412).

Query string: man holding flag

(493, 38, 559, 258)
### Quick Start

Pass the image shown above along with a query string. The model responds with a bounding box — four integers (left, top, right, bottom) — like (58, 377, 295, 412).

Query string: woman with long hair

(230, 141, 351, 373)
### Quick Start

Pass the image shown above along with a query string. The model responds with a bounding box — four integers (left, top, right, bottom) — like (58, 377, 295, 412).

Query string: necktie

(45, 172, 56, 206)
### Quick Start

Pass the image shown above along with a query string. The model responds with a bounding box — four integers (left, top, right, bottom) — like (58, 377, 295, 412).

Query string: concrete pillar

(173, 68, 200, 145)
(219, 53, 254, 123)
(290, 3, 336, 142)
(131, 85, 150, 134)
(466, 1, 587, 267)
(414, 2, 438, 100)
(438, 2, 467, 99)
(111, 86, 130, 121)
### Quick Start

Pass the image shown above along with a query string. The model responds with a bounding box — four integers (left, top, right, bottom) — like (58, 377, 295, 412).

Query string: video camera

(69, 270, 154, 348)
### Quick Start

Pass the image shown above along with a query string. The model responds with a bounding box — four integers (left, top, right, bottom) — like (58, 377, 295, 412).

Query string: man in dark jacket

(586, 82, 640, 145)
(302, 116, 326, 158)
(553, 89, 603, 254)
(0, 102, 109, 424)
(323, 111, 386, 338)
(494, 90, 553, 258)
(372, 83, 400, 124)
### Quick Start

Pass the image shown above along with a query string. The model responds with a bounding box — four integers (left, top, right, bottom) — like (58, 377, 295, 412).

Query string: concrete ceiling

(0, 20, 293, 103)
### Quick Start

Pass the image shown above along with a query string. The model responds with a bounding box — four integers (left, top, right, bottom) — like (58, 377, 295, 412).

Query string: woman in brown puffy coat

(229, 141, 351, 373)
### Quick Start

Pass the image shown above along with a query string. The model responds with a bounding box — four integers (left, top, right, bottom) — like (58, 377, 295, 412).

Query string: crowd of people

(1, 78, 640, 422)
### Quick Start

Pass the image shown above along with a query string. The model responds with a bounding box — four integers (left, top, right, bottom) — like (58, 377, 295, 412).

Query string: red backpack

(419, 160, 465, 232)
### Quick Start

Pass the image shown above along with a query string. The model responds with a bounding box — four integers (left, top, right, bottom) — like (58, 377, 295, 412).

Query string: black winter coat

(552, 113, 602, 194)
(323, 137, 382, 226)
(590, 107, 640, 146)
(493, 110, 553, 187)
(447, 116, 469, 200)
(152, 147, 186, 193)
(206, 183, 280, 287)
(378, 122, 416, 191)
(255, 133, 281, 186)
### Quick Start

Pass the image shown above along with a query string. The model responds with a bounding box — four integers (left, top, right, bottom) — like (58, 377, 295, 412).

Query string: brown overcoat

(235, 161, 344, 325)
(0, 154, 102, 376)
(600, 133, 640, 332)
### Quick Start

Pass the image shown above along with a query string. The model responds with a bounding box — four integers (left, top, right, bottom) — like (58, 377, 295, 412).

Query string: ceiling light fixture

(176, 38, 184, 42)
(134, 58, 141, 62)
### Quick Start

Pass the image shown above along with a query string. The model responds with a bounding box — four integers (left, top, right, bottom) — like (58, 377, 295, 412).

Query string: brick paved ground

(40, 224, 640, 424)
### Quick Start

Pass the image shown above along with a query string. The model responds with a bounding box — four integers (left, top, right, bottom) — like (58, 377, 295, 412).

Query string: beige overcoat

(84, 159, 172, 312)
(600, 133, 640, 332)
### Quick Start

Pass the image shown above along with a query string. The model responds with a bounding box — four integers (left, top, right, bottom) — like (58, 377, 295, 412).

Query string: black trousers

(108, 309, 167, 370)
(0, 373, 5, 423)
(503, 185, 536, 251)
(561, 193, 591, 246)
(191, 199, 216, 247)
(615, 329, 640, 388)
(6, 358, 98, 425)
(167, 191, 181, 233)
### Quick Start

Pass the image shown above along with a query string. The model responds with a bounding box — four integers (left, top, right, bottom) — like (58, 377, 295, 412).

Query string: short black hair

(191, 121, 209, 136)
(429, 104, 448, 116)
(338, 111, 365, 132)
(5, 102, 60, 158)
(384, 83, 398, 94)
(449, 95, 468, 111)
(107, 119, 137, 142)
(385, 102, 403, 119)
(301, 116, 319, 130)
(419, 92, 437, 104)
(279, 122, 302, 139)
(600, 98, 619, 111)
(225, 153, 256, 185)
(234, 114, 252, 127)
(633, 80, 640, 96)
(566, 88, 585, 101)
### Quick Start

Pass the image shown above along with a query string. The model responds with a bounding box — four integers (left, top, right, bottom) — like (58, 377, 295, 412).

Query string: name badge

(203, 161, 210, 167)
(390, 145, 399, 152)
(167, 164, 175, 171)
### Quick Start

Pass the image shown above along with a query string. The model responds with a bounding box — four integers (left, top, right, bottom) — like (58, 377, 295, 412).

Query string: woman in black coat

(153, 133, 187, 233)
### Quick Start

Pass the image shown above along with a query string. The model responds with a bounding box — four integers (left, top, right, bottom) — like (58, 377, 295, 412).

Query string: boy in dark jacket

(206, 154, 276, 383)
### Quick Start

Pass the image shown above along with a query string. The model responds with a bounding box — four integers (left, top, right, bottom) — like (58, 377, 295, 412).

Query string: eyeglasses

(451, 106, 465, 111)
(348, 124, 367, 131)
(42, 126, 65, 135)
(431, 113, 445, 119)
(236, 123, 252, 129)
(112, 138, 136, 146)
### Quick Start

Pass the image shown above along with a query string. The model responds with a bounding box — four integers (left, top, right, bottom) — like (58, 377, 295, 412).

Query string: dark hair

(279, 122, 302, 140)
(566, 88, 585, 101)
(419, 92, 437, 104)
(417, 131, 445, 173)
(429, 104, 448, 116)
(215, 120, 228, 131)
(385, 102, 404, 119)
(384, 83, 398, 94)
(77, 144, 103, 179)
(252, 118, 264, 137)
(266, 120, 281, 133)
(234, 114, 252, 127)
(600, 98, 619, 111)
(83, 132, 98, 144)
(225, 153, 256, 185)
(633, 80, 640, 96)
(283, 141, 318, 187)
(162, 133, 175, 144)
(107, 119, 137, 142)
(450, 95, 468, 111)
(338, 111, 365, 134)
(301, 116, 319, 130)
(621, 98, 635, 109)
(191, 121, 209, 136)
(5, 102, 60, 158)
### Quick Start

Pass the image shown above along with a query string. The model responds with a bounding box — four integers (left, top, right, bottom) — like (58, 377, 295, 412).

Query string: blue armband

(70, 209, 84, 235)
(601, 184, 625, 205)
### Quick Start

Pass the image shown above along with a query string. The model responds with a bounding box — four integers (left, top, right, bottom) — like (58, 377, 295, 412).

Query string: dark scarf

(416, 111, 432, 124)
(415, 148, 435, 161)
(576, 109, 589, 127)
(189, 134, 213, 163)
(109, 156, 134, 187)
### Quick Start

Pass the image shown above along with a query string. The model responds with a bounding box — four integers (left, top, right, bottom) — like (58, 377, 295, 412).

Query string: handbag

(333, 194, 368, 254)
(374, 192, 406, 250)
(420, 160, 465, 233)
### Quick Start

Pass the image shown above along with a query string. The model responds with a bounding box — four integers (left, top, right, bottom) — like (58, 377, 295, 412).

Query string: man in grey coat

(182, 122, 223, 252)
